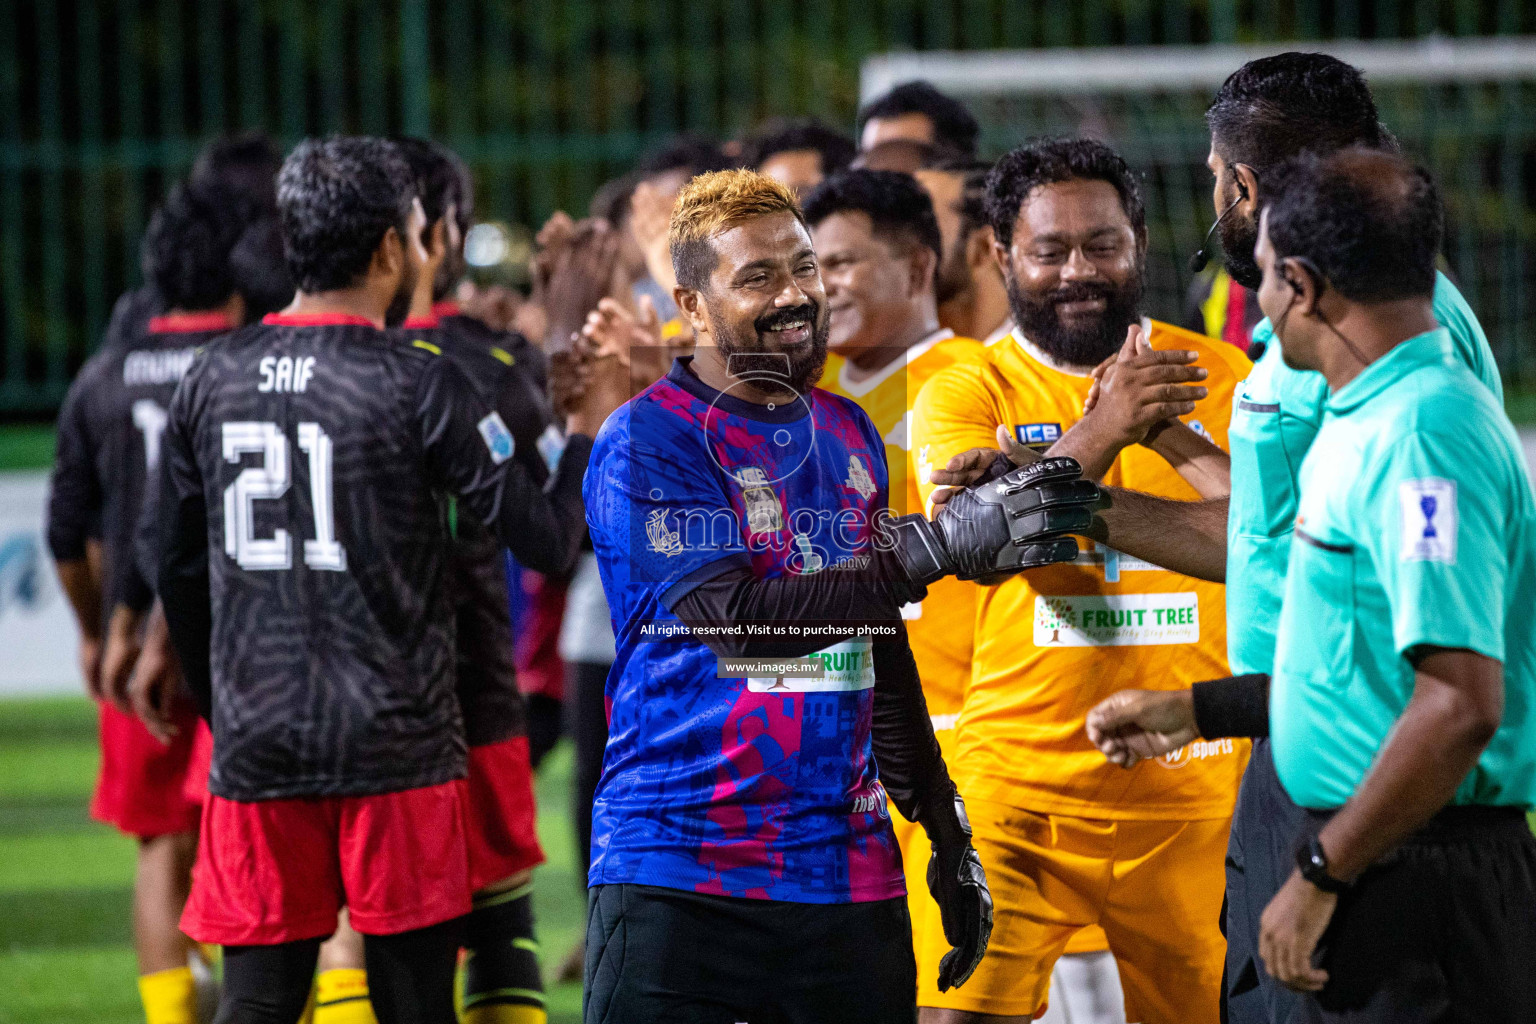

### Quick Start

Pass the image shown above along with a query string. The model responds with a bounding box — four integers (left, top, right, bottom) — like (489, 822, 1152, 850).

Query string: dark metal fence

(2, 1, 1533, 411)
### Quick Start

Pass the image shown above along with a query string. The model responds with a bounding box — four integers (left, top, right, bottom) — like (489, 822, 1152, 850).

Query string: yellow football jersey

(912, 322, 1252, 820)
(822, 328, 984, 730)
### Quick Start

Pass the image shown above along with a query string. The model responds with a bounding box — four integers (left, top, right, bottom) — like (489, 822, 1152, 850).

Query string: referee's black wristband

(1191, 673, 1271, 740)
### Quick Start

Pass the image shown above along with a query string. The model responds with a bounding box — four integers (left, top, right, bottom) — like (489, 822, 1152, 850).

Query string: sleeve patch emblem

(1398, 477, 1457, 564)
(845, 455, 878, 499)
(477, 411, 516, 465)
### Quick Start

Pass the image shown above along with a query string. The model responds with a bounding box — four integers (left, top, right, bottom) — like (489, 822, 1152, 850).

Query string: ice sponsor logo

(1399, 477, 1457, 564)
(1079, 542, 1162, 582)
(476, 411, 516, 464)
(1158, 736, 1236, 770)
(1034, 593, 1199, 647)
(1014, 422, 1062, 450)
(746, 637, 875, 692)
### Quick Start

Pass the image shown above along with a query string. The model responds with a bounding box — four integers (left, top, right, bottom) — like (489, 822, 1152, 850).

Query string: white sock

(1049, 951, 1128, 1024)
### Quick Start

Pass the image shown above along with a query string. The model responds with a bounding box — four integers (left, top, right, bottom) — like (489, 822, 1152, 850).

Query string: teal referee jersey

(1270, 327, 1536, 810)
(1226, 271, 1501, 677)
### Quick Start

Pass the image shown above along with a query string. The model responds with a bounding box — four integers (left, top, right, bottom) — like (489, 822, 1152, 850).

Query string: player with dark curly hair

(911, 137, 1253, 1024)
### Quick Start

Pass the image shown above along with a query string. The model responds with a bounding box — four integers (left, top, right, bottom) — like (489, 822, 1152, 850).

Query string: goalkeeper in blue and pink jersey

(582, 168, 1104, 1024)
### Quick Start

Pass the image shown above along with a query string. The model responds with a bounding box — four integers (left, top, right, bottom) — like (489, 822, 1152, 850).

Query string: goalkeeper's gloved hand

(884, 456, 1103, 585)
(923, 784, 994, 991)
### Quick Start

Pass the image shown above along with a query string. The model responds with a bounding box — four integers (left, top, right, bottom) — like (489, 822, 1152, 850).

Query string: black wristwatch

(1295, 834, 1350, 894)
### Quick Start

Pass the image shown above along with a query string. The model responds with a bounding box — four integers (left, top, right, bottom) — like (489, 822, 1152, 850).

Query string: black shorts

(1303, 805, 1536, 1024)
(1224, 738, 1308, 1024)
(583, 882, 916, 1024)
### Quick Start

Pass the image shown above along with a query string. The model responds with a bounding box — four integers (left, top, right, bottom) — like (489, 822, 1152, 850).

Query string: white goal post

(862, 36, 1536, 102)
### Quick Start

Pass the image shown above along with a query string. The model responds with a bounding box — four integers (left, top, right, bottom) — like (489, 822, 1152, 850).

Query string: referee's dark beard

(1219, 210, 1263, 291)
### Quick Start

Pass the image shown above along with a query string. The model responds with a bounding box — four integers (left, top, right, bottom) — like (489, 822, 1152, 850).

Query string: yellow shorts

(915, 798, 1228, 1023)
(902, 816, 1109, 978)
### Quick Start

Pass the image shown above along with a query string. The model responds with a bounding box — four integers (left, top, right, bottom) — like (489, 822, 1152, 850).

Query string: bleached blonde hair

(669, 169, 804, 289)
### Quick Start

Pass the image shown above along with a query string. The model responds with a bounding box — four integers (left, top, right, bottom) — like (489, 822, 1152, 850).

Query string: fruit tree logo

(1037, 597, 1075, 645)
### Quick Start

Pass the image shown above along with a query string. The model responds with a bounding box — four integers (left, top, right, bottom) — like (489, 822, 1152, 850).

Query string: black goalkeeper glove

(884, 457, 1102, 585)
(922, 782, 993, 991)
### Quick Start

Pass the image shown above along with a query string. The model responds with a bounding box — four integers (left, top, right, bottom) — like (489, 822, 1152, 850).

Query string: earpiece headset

(1189, 176, 1251, 274)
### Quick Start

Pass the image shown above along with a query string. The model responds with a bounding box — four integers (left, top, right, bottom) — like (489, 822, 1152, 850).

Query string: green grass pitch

(0, 696, 587, 1024)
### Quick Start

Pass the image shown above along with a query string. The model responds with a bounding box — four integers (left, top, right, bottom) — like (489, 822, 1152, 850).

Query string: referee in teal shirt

(1086, 147, 1536, 1020)
(1249, 149, 1536, 1018)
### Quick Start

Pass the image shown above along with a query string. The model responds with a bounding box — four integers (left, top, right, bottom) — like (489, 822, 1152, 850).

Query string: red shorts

(181, 780, 473, 945)
(90, 702, 202, 839)
(181, 720, 213, 806)
(465, 736, 545, 892)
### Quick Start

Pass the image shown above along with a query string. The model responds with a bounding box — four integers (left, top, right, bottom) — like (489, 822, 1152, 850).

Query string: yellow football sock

(138, 966, 198, 1024)
(462, 1003, 547, 1024)
(313, 968, 378, 1024)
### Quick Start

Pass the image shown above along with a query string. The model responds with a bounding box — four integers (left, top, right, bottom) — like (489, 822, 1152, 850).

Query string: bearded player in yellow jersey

(799, 168, 985, 970)
(912, 140, 1251, 1024)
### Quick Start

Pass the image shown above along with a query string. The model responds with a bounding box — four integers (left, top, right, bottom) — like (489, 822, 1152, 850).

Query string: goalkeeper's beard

(709, 301, 830, 397)
(1006, 273, 1142, 369)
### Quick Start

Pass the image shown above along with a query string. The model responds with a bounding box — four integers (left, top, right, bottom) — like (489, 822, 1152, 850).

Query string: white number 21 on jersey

(221, 421, 347, 571)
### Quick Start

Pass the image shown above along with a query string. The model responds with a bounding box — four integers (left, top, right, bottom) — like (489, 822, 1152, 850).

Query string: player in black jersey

(96, 133, 285, 359)
(47, 177, 245, 1024)
(396, 136, 565, 1024)
(147, 136, 615, 1024)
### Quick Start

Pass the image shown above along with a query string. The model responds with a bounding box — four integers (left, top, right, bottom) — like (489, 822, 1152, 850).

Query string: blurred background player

(146, 136, 612, 1024)
(800, 167, 987, 1015)
(742, 118, 857, 197)
(911, 138, 1252, 1024)
(47, 176, 245, 1024)
(606, 135, 734, 341)
(913, 160, 1014, 346)
(857, 80, 980, 159)
(97, 134, 284, 358)
(395, 135, 587, 1024)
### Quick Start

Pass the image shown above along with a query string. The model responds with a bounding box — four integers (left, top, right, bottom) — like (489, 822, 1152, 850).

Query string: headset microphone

(1188, 182, 1250, 274)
